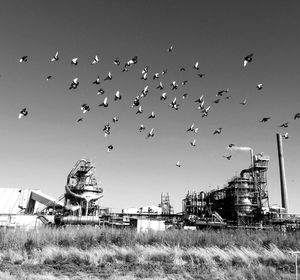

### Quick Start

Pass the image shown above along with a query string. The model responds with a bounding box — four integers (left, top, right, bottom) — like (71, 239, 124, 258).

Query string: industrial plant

(0, 133, 299, 231)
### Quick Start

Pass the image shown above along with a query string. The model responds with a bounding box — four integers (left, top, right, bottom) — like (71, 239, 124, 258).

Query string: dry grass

(0, 226, 298, 279)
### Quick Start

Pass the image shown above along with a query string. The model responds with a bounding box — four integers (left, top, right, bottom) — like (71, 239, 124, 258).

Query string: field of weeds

(0, 226, 299, 279)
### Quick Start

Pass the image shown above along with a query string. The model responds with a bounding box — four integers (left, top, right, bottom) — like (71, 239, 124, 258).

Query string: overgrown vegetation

(0, 227, 298, 279)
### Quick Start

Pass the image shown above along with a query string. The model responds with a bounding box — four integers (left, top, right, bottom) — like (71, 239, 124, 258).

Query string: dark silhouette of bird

(167, 45, 173, 52)
(136, 106, 143, 114)
(46, 75, 52, 81)
(223, 155, 232, 160)
(19, 108, 28, 119)
(294, 113, 300, 120)
(114, 91, 122, 101)
(107, 145, 113, 152)
(104, 72, 112, 81)
(228, 144, 235, 149)
(217, 89, 229, 96)
(112, 116, 119, 123)
(148, 112, 155, 119)
(80, 104, 90, 114)
(182, 93, 188, 99)
(180, 67, 186, 71)
(240, 99, 247, 105)
(140, 86, 149, 98)
(122, 67, 128, 72)
(103, 122, 111, 136)
(153, 73, 159, 80)
(131, 96, 140, 108)
(260, 117, 270, 123)
(92, 55, 99, 65)
(282, 132, 289, 139)
(139, 124, 145, 132)
(195, 95, 204, 103)
(279, 122, 288, 128)
(190, 139, 196, 147)
(171, 81, 178, 90)
(187, 123, 195, 132)
(71, 57, 78, 65)
(196, 101, 205, 110)
(77, 118, 83, 122)
(257, 83, 263, 90)
(169, 97, 179, 110)
(19, 56, 28, 63)
(142, 66, 149, 74)
(114, 57, 120, 66)
(98, 97, 108, 108)
(93, 76, 100, 85)
(213, 128, 222, 135)
(197, 73, 205, 78)
(193, 61, 199, 70)
(69, 78, 79, 90)
(160, 92, 167, 100)
(146, 128, 154, 139)
(125, 56, 138, 67)
(213, 98, 221, 104)
(182, 80, 188, 85)
(51, 51, 59, 62)
(161, 69, 167, 75)
(97, 88, 105, 95)
(157, 82, 164, 90)
(244, 53, 253, 67)
(141, 73, 147, 80)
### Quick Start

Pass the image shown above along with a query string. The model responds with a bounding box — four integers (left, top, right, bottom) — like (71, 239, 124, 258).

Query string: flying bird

(140, 85, 149, 97)
(153, 73, 159, 80)
(71, 57, 78, 65)
(294, 113, 300, 119)
(80, 104, 90, 114)
(46, 75, 52, 81)
(103, 123, 111, 136)
(107, 145, 113, 152)
(69, 78, 79, 89)
(114, 57, 120, 66)
(243, 53, 253, 67)
(92, 55, 99, 64)
(51, 51, 59, 62)
(18, 108, 28, 119)
(139, 124, 145, 132)
(93, 76, 101, 85)
(187, 123, 195, 132)
(213, 98, 221, 104)
(217, 89, 229, 96)
(260, 117, 270, 123)
(131, 96, 140, 108)
(19, 56, 28, 63)
(148, 112, 155, 119)
(282, 132, 289, 139)
(160, 92, 167, 100)
(223, 155, 232, 160)
(77, 118, 83, 122)
(104, 72, 112, 81)
(176, 161, 181, 167)
(182, 80, 188, 85)
(125, 56, 138, 67)
(136, 106, 143, 114)
(228, 144, 235, 149)
(213, 128, 222, 135)
(190, 139, 196, 147)
(193, 61, 199, 70)
(171, 81, 178, 90)
(195, 95, 204, 103)
(161, 69, 167, 75)
(167, 45, 173, 52)
(279, 122, 288, 128)
(146, 128, 154, 139)
(98, 97, 108, 108)
(142, 66, 149, 74)
(112, 116, 119, 123)
(240, 99, 247, 106)
(257, 83, 263, 90)
(169, 97, 179, 110)
(197, 73, 205, 78)
(141, 73, 147, 80)
(114, 91, 122, 101)
(180, 67, 186, 71)
(157, 82, 164, 90)
(182, 93, 188, 99)
(97, 88, 105, 95)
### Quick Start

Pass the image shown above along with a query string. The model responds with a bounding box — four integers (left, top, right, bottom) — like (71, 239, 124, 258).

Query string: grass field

(0, 226, 299, 279)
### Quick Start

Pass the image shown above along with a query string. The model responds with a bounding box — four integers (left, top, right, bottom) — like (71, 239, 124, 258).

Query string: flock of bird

(16, 48, 300, 167)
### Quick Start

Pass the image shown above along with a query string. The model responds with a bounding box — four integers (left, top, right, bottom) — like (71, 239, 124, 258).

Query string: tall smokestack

(276, 133, 289, 213)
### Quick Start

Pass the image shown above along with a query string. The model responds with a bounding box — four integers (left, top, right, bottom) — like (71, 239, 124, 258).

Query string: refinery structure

(0, 133, 299, 231)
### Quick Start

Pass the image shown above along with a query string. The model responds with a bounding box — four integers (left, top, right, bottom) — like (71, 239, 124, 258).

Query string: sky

(0, 0, 300, 213)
